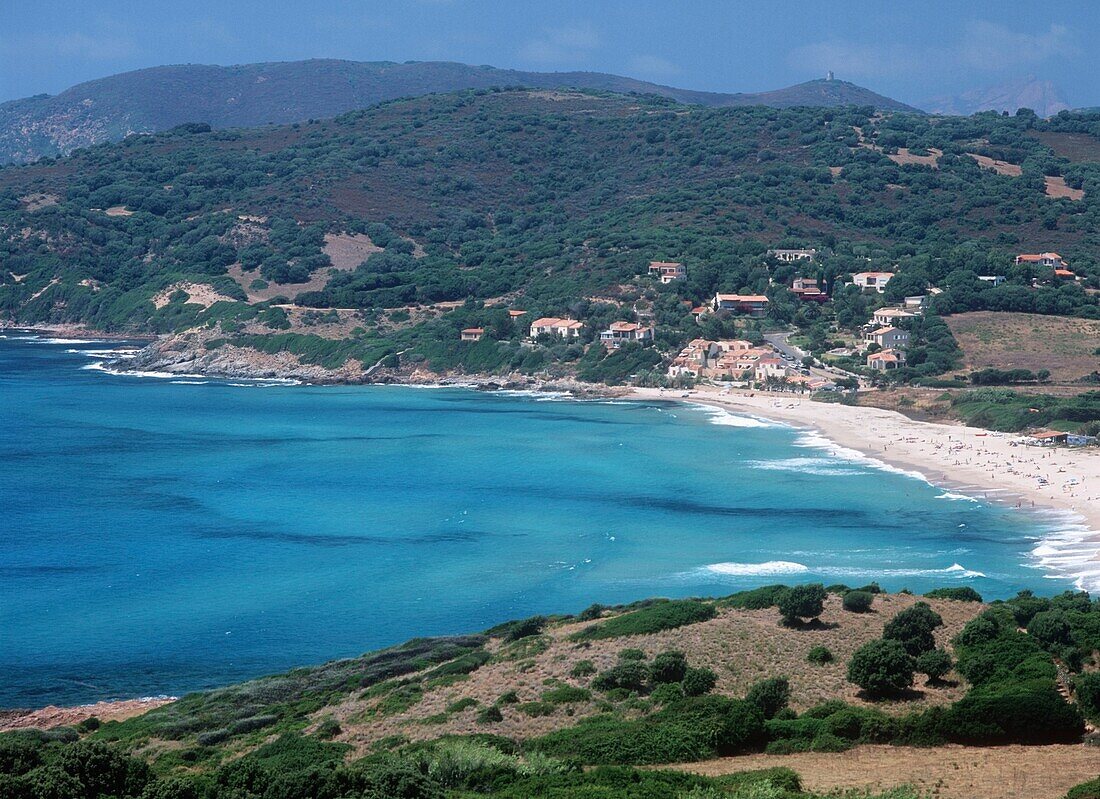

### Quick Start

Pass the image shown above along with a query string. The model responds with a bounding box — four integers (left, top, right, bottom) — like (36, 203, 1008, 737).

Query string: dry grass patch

(1045, 175, 1084, 200)
(675, 743, 1098, 799)
(967, 153, 1022, 176)
(945, 311, 1100, 383)
(325, 594, 980, 755)
(152, 282, 238, 309)
(322, 232, 382, 270)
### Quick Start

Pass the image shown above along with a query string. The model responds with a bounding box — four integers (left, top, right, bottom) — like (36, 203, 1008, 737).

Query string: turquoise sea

(0, 333, 1078, 706)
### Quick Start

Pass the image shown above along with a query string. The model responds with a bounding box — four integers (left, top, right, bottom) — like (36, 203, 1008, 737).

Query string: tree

(1027, 610, 1073, 648)
(745, 677, 790, 719)
(848, 639, 916, 697)
(883, 602, 943, 656)
(777, 583, 826, 626)
(916, 649, 953, 684)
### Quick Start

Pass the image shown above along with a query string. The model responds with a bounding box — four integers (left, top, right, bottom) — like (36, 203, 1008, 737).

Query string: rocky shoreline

(85, 329, 627, 398)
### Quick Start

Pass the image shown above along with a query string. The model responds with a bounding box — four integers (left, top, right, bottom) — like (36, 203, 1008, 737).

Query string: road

(764, 331, 857, 384)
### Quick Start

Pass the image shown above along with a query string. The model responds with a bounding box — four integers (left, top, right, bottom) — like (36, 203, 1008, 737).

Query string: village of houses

(457, 247, 1084, 394)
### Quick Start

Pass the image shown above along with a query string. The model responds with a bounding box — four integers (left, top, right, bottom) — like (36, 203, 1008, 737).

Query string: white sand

(632, 386, 1100, 591)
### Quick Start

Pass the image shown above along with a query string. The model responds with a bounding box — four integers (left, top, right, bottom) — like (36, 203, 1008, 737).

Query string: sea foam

(702, 561, 985, 580)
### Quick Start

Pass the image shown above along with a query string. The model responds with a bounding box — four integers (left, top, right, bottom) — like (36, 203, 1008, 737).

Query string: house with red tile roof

(460, 327, 485, 342)
(529, 317, 584, 339)
(648, 261, 686, 284)
(713, 293, 769, 317)
(1015, 252, 1066, 268)
(599, 321, 653, 348)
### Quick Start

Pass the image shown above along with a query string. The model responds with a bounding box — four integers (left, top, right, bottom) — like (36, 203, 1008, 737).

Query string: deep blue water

(0, 333, 1072, 706)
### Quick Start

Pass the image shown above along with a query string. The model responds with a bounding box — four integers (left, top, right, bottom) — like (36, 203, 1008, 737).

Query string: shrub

(1027, 610, 1074, 648)
(650, 682, 685, 705)
(682, 668, 717, 697)
(842, 590, 874, 613)
(945, 681, 1083, 743)
(745, 677, 790, 719)
(476, 706, 503, 724)
(1067, 777, 1100, 799)
(499, 616, 546, 642)
(570, 660, 596, 678)
(541, 686, 591, 705)
(446, 697, 479, 713)
(314, 719, 341, 740)
(777, 584, 826, 626)
(591, 662, 648, 693)
(618, 648, 646, 661)
(722, 585, 789, 610)
(497, 691, 519, 705)
(534, 696, 765, 764)
(649, 651, 688, 684)
(916, 649, 953, 683)
(924, 587, 982, 602)
(1074, 672, 1100, 722)
(807, 646, 834, 665)
(577, 604, 604, 622)
(517, 702, 555, 717)
(883, 602, 943, 656)
(571, 600, 717, 641)
(847, 639, 915, 697)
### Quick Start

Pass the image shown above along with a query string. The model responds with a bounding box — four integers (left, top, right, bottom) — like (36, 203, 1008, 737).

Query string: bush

(842, 590, 874, 613)
(446, 697, 479, 713)
(721, 585, 789, 610)
(618, 648, 646, 662)
(807, 646, 834, 665)
(476, 706, 503, 724)
(745, 677, 790, 719)
(649, 651, 688, 684)
(571, 600, 716, 641)
(541, 686, 591, 705)
(569, 660, 596, 678)
(577, 604, 604, 622)
(847, 639, 915, 697)
(924, 587, 982, 602)
(883, 602, 943, 656)
(945, 681, 1083, 743)
(915, 649, 953, 683)
(1067, 777, 1100, 799)
(314, 719, 341, 740)
(777, 584, 826, 626)
(1074, 672, 1100, 722)
(650, 682, 686, 705)
(534, 696, 764, 764)
(591, 662, 648, 693)
(1027, 610, 1074, 648)
(682, 668, 717, 697)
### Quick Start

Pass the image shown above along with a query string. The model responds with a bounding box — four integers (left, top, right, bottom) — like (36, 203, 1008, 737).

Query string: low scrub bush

(570, 600, 716, 641)
(924, 587, 982, 602)
(720, 585, 789, 610)
(807, 646, 834, 665)
(843, 590, 874, 613)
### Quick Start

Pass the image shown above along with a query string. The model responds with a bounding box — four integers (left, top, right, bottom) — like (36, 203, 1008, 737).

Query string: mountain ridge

(0, 58, 919, 164)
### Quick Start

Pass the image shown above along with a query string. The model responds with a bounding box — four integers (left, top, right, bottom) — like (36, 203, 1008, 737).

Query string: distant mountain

(922, 76, 1070, 118)
(0, 60, 918, 164)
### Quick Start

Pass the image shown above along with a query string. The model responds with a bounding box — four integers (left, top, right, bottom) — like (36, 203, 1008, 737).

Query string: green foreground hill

(3, 585, 1100, 798)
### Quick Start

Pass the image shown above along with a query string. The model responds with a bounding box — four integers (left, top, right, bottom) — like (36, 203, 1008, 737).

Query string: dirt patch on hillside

(1045, 176, 1084, 200)
(0, 698, 174, 732)
(323, 232, 382, 270)
(327, 594, 981, 753)
(945, 311, 1100, 382)
(104, 205, 134, 217)
(967, 153, 1022, 176)
(676, 743, 1096, 799)
(1028, 130, 1100, 162)
(152, 282, 237, 309)
(19, 193, 59, 211)
(887, 147, 941, 167)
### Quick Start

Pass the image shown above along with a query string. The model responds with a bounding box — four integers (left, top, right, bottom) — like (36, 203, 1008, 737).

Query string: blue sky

(1, 1, 1096, 106)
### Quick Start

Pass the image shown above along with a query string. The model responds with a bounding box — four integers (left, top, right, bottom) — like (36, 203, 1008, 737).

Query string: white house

(648, 261, 686, 283)
(978, 275, 1007, 287)
(871, 307, 918, 327)
(767, 248, 817, 263)
(599, 321, 653, 348)
(852, 272, 894, 292)
(866, 326, 910, 349)
(713, 293, 769, 317)
(1015, 252, 1066, 268)
(529, 317, 584, 339)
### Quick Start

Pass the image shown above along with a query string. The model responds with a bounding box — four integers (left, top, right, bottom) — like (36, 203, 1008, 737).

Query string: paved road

(764, 331, 856, 384)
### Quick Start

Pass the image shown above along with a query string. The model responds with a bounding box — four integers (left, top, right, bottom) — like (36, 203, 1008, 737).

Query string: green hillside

(2, 586, 1099, 798)
(0, 59, 919, 164)
(1, 89, 1099, 385)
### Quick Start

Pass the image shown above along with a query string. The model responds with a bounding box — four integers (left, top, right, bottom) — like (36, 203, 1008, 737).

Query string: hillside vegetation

(3, 585, 1100, 798)
(0, 59, 918, 164)
(2, 89, 1100, 390)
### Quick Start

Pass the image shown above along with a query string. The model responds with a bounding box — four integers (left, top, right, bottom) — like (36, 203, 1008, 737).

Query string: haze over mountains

(0, 59, 919, 165)
(923, 76, 1071, 118)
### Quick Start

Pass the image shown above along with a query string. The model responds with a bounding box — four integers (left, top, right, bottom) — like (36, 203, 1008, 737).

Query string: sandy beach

(632, 385, 1100, 591)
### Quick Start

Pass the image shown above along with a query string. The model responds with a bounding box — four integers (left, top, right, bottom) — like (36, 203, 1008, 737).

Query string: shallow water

(0, 334, 1073, 705)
